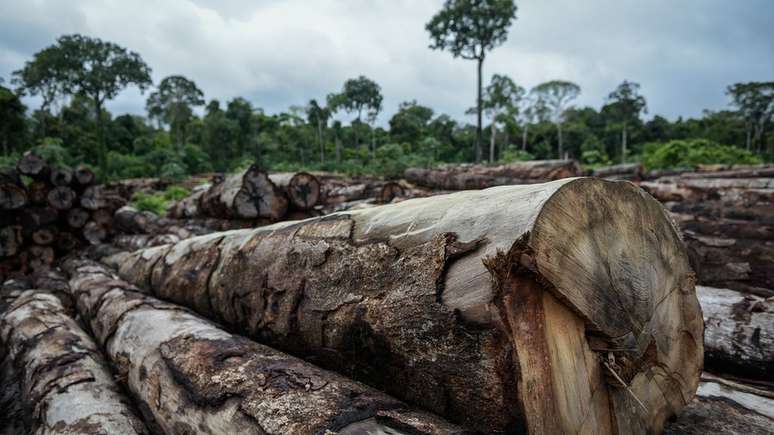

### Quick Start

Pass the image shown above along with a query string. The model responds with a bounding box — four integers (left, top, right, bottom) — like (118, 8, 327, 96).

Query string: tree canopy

(146, 75, 204, 147)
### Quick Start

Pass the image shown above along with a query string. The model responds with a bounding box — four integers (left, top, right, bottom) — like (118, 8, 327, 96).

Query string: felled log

(112, 233, 181, 251)
(80, 185, 127, 211)
(670, 213, 774, 241)
(26, 180, 49, 205)
(83, 221, 107, 245)
(404, 159, 582, 190)
(199, 166, 288, 220)
(659, 177, 774, 190)
(691, 164, 774, 178)
(46, 186, 76, 210)
(49, 167, 72, 187)
(380, 181, 406, 203)
(66, 207, 90, 229)
(166, 187, 206, 219)
(269, 172, 321, 210)
(0, 183, 26, 210)
(591, 163, 644, 180)
(31, 226, 56, 245)
(0, 289, 148, 434)
(16, 151, 48, 180)
(73, 164, 95, 188)
(65, 259, 467, 435)
(667, 201, 774, 225)
(105, 177, 703, 434)
(664, 373, 774, 435)
(697, 286, 772, 381)
(0, 226, 21, 257)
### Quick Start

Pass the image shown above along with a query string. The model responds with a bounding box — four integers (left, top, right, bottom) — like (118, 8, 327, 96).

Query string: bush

(130, 191, 167, 215)
(642, 139, 762, 170)
(162, 185, 190, 202)
(500, 148, 534, 163)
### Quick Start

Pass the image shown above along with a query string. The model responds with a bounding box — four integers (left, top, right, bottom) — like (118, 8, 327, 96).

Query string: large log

(200, 166, 288, 220)
(65, 259, 468, 435)
(73, 164, 96, 188)
(0, 226, 22, 257)
(591, 163, 644, 180)
(0, 289, 148, 434)
(16, 151, 48, 180)
(105, 178, 703, 434)
(404, 159, 582, 190)
(269, 171, 321, 210)
(0, 183, 27, 210)
(697, 286, 773, 381)
(664, 373, 774, 435)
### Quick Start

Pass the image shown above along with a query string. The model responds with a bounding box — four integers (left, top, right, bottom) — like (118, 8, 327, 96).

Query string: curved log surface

(106, 177, 703, 434)
(269, 172, 322, 210)
(200, 166, 288, 220)
(65, 259, 468, 435)
(0, 289, 148, 434)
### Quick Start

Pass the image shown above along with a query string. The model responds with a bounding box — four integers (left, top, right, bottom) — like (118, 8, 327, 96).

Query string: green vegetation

(130, 185, 191, 215)
(0, 1, 771, 180)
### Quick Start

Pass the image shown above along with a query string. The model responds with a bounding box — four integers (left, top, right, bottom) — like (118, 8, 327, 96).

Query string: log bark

(83, 221, 107, 245)
(73, 164, 95, 188)
(114, 206, 159, 234)
(269, 172, 321, 210)
(66, 207, 90, 229)
(46, 186, 76, 210)
(112, 233, 181, 251)
(0, 289, 148, 434)
(688, 164, 774, 178)
(0, 226, 22, 257)
(659, 176, 774, 190)
(200, 166, 288, 220)
(664, 373, 774, 435)
(670, 213, 774, 241)
(26, 180, 49, 206)
(166, 187, 206, 219)
(697, 286, 773, 381)
(80, 185, 127, 211)
(0, 183, 27, 210)
(16, 151, 49, 180)
(31, 226, 56, 245)
(65, 259, 468, 435)
(380, 181, 405, 203)
(591, 163, 644, 180)
(404, 159, 582, 190)
(105, 178, 703, 434)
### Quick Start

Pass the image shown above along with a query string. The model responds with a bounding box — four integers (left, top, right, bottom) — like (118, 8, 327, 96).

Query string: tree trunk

(522, 123, 529, 151)
(0, 289, 149, 434)
(105, 178, 703, 434)
(335, 134, 341, 165)
(199, 165, 288, 220)
(66, 207, 90, 229)
(745, 125, 752, 151)
(622, 122, 628, 164)
(557, 121, 564, 159)
(490, 117, 496, 163)
(268, 172, 321, 211)
(65, 259, 467, 435)
(697, 286, 773, 381)
(476, 57, 483, 163)
(95, 99, 107, 175)
(404, 159, 583, 190)
(317, 118, 324, 164)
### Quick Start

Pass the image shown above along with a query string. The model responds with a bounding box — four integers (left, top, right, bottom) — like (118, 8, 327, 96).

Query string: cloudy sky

(1, 0, 772, 124)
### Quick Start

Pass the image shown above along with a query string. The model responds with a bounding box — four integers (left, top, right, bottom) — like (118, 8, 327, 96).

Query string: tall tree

(226, 97, 256, 159)
(146, 75, 204, 149)
(481, 74, 524, 162)
(727, 81, 774, 154)
(603, 80, 647, 163)
(426, 0, 517, 163)
(12, 46, 66, 136)
(333, 76, 382, 152)
(533, 80, 580, 158)
(306, 99, 331, 164)
(389, 100, 435, 148)
(0, 84, 27, 155)
(15, 34, 152, 173)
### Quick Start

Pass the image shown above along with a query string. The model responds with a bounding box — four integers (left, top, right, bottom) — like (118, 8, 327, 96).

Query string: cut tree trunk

(47, 186, 76, 210)
(664, 373, 774, 435)
(105, 178, 703, 434)
(74, 164, 96, 188)
(166, 185, 208, 219)
(16, 151, 48, 180)
(0, 226, 21, 257)
(0, 183, 26, 210)
(592, 163, 644, 180)
(31, 226, 56, 245)
(697, 286, 773, 381)
(404, 159, 582, 190)
(49, 166, 73, 187)
(200, 165, 288, 220)
(66, 207, 90, 229)
(83, 221, 107, 245)
(269, 172, 321, 210)
(114, 206, 158, 234)
(26, 180, 49, 206)
(65, 259, 468, 435)
(0, 289, 148, 434)
(380, 182, 405, 203)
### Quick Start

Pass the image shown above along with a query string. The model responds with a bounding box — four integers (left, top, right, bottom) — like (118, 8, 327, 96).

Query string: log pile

(1, 152, 128, 281)
(104, 178, 704, 434)
(638, 164, 774, 296)
(404, 159, 582, 190)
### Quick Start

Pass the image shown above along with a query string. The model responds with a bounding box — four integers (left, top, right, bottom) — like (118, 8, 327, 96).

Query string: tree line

(1, 0, 772, 182)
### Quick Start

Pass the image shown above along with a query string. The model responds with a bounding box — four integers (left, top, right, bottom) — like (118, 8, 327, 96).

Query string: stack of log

(0, 152, 128, 280)
(638, 164, 774, 296)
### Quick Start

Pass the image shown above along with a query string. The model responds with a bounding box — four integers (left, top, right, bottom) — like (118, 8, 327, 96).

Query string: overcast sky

(1, 0, 772, 125)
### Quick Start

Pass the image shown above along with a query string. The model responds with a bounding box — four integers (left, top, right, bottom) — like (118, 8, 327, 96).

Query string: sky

(1, 0, 772, 125)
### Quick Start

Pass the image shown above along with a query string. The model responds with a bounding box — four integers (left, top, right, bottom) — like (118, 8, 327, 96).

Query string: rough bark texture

(269, 172, 321, 210)
(664, 373, 774, 435)
(404, 159, 582, 190)
(105, 178, 703, 434)
(65, 259, 468, 435)
(200, 165, 289, 220)
(17, 151, 49, 180)
(0, 289, 148, 434)
(591, 163, 644, 181)
(380, 181, 406, 203)
(0, 183, 27, 210)
(697, 286, 773, 381)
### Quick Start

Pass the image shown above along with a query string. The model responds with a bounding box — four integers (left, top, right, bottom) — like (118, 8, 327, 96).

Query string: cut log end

(380, 182, 405, 203)
(0, 183, 27, 210)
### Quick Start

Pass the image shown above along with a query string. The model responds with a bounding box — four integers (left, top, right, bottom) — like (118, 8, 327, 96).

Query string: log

(80, 185, 127, 211)
(114, 205, 158, 234)
(684, 233, 774, 294)
(697, 286, 773, 381)
(31, 226, 56, 245)
(166, 187, 206, 219)
(83, 221, 107, 245)
(73, 164, 95, 188)
(659, 177, 774, 190)
(380, 181, 406, 203)
(19, 207, 59, 232)
(671, 213, 774, 241)
(24, 245, 55, 270)
(0, 226, 21, 257)
(65, 259, 468, 435)
(16, 151, 48, 180)
(46, 185, 76, 210)
(105, 178, 703, 434)
(404, 159, 582, 190)
(91, 208, 113, 228)
(112, 233, 181, 251)
(56, 231, 80, 253)
(664, 373, 774, 435)
(591, 163, 644, 180)
(0, 289, 148, 434)
(26, 180, 49, 205)
(0, 183, 26, 210)
(269, 171, 321, 210)
(49, 166, 73, 187)
(687, 164, 774, 178)
(200, 165, 288, 220)
(66, 207, 90, 229)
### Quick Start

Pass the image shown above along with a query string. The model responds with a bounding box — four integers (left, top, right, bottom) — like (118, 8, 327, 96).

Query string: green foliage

(146, 75, 204, 146)
(162, 185, 190, 201)
(642, 139, 762, 170)
(30, 139, 74, 167)
(501, 148, 534, 162)
(130, 185, 190, 215)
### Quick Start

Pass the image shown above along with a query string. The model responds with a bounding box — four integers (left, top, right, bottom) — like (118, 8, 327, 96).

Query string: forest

(1, 32, 771, 182)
